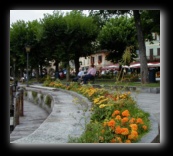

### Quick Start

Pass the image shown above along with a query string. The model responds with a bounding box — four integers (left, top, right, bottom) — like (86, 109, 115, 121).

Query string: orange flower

(110, 138, 116, 143)
(122, 110, 130, 117)
(108, 119, 116, 127)
(121, 128, 129, 135)
(121, 117, 129, 124)
(115, 115, 121, 120)
(130, 124, 138, 131)
(125, 140, 131, 143)
(136, 118, 144, 124)
(112, 110, 120, 117)
(115, 137, 122, 143)
(115, 126, 122, 134)
(128, 130, 138, 140)
(129, 118, 136, 123)
(142, 125, 147, 130)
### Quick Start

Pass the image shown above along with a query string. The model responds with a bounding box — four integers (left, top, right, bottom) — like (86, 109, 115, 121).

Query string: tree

(40, 11, 67, 79)
(89, 10, 160, 84)
(97, 16, 137, 63)
(133, 10, 148, 83)
(63, 10, 99, 77)
(10, 20, 28, 79)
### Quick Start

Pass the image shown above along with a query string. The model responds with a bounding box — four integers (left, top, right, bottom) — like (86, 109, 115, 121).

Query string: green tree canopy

(97, 16, 137, 63)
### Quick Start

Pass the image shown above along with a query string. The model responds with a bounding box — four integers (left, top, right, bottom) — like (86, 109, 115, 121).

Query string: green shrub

(24, 91, 27, 97)
(45, 95, 52, 107)
(32, 91, 37, 99)
(40, 94, 44, 100)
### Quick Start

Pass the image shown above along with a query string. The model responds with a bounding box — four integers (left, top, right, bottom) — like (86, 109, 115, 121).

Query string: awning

(130, 62, 160, 68)
(103, 62, 160, 70)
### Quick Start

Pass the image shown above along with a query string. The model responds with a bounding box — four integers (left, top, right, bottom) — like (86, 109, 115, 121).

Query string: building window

(98, 55, 102, 64)
(157, 48, 160, 56)
(91, 56, 95, 65)
(150, 49, 153, 61)
(152, 33, 156, 40)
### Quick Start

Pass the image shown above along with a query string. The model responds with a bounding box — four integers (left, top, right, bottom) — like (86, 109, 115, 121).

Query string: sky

(10, 10, 89, 26)
(10, 10, 53, 25)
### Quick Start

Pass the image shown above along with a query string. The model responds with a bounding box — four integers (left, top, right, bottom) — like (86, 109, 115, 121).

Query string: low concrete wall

(24, 88, 54, 114)
(21, 86, 159, 143)
(93, 84, 160, 93)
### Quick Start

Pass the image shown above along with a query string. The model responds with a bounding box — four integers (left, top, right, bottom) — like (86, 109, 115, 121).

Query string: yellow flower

(99, 104, 106, 108)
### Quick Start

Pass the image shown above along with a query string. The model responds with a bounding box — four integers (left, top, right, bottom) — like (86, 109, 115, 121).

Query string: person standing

(81, 64, 96, 84)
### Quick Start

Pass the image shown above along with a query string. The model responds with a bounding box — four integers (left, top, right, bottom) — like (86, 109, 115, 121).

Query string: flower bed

(43, 78, 151, 143)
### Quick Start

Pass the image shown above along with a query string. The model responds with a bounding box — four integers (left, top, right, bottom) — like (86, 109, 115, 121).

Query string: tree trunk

(74, 56, 80, 76)
(36, 65, 39, 82)
(133, 10, 149, 84)
(54, 60, 60, 79)
(66, 61, 70, 82)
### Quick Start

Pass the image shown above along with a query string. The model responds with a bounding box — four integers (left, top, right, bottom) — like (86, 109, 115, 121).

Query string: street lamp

(25, 45, 31, 87)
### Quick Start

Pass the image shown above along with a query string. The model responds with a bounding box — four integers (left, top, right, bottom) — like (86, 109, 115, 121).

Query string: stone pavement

(10, 84, 160, 144)
(10, 100, 49, 142)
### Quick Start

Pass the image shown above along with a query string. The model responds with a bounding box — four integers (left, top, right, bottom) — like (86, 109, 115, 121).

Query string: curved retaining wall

(24, 88, 54, 114)
(18, 86, 159, 143)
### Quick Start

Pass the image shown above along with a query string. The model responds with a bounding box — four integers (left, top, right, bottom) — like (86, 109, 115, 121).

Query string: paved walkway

(10, 100, 49, 142)
(10, 84, 160, 144)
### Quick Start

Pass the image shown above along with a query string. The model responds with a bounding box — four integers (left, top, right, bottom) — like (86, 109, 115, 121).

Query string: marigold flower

(142, 125, 147, 130)
(125, 140, 131, 143)
(122, 110, 130, 117)
(93, 98, 100, 104)
(130, 124, 138, 131)
(108, 119, 116, 127)
(116, 137, 122, 143)
(121, 128, 129, 135)
(110, 138, 116, 143)
(98, 98, 108, 104)
(121, 117, 129, 123)
(129, 118, 136, 123)
(128, 130, 138, 140)
(136, 118, 144, 124)
(115, 126, 122, 134)
(112, 110, 120, 117)
(115, 115, 121, 120)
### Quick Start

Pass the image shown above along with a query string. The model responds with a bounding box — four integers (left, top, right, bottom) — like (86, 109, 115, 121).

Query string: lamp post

(25, 45, 31, 87)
